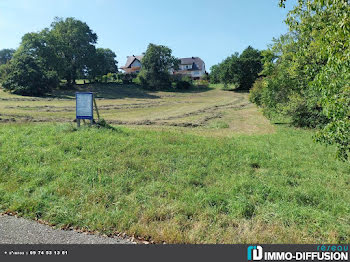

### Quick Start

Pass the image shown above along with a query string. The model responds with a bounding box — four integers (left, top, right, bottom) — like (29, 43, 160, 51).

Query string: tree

(220, 53, 241, 88)
(14, 17, 118, 86)
(209, 65, 220, 84)
(208, 47, 262, 90)
(88, 48, 118, 81)
(0, 49, 15, 65)
(237, 46, 262, 90)
(1, 53, 59, 96)
(138, 43, 179, 89)
(49, 17, 98, 86)
(250, 0, 350, 160)
(15, 30, 57, 72)
(1, 17, 120, 94)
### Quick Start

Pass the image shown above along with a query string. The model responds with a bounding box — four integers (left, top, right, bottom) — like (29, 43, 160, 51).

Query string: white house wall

(191, 70, 204, 77)
(130, 60, 142, 68)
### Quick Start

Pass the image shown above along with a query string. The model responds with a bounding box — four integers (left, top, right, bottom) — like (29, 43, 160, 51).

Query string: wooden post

(77, 119, 81, 128)
(93, 97, 100, 122)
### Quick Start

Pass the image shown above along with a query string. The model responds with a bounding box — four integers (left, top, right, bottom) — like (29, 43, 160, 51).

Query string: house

(120, 54, 144, 74)
(173, 57, 206, 80)
(121, 54, 206, 79)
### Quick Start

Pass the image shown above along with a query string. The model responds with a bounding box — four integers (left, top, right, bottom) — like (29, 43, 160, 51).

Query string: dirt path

(0, 215, 134, 244)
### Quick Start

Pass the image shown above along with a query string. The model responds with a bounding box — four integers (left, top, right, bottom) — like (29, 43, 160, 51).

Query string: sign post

(76, 92, 94, 127)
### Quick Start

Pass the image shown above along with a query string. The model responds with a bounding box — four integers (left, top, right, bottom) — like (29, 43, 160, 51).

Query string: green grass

(0, 123, 349, 243)
(0, 84, 274, 136)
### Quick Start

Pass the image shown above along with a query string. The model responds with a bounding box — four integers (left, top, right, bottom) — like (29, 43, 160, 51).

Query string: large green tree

(221, 53, 241, 88)
(138, 43, 179, 89)
(209, 47, 262, 90)
(87, 48, 118, 81)
(1, 17, 120, 95)
(49, 17, 98, 86)
(1, 53, 59, 96)
(1, 17, 116, 94)
(238, 46, 262, 90)
(209, 64, 220, 84)
(15, 30, 57, 71)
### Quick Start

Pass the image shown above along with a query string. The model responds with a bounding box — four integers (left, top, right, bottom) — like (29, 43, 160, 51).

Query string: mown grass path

(0, 84, 274, 136)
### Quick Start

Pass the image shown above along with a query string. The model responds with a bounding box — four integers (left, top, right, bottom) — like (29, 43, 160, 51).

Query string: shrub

(249, 78, 265, 106)
(201, 73, 209, 81)
(195, 79, 209, 86)
(171, 75, 192, 90)
(120, 74, 135, 84)
(101, 75, 108, 83)
(139, 70, 171, 90)
(175, 80, 191, 90)
(106, 72, 115, 82)
(283, 92, 328, 128)
(1, 54, 59, 96)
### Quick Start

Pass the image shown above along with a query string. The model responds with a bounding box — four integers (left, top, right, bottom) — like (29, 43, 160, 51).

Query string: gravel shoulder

(0, 215, 134, 244)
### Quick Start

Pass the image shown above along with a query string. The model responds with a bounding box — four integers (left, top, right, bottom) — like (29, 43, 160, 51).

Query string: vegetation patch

(0, 123, 348, 243)
(208, 121, 229, 129)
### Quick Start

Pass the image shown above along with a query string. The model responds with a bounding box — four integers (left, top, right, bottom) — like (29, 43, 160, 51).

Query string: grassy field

(0, 83, 273, 136)
(0, 84, 349, 243)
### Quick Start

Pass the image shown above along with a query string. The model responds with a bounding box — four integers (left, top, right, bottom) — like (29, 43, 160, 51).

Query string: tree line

(249, 0, 350, 160)
(209, 46, 263, 91)
(0, 17, 118, 96)
(0, 17, 199, 94)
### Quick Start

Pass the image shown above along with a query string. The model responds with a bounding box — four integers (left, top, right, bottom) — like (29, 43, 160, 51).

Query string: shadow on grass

(47, 83, 160, 100)
(143, 85, 214, 95)
(165, 85, 213, 94)
(273, 122, 291, 125)
(46, 83, 213, 100)
(230, 88, 250, 94)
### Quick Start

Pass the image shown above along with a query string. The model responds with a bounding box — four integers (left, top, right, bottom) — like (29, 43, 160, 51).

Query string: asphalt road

(0, 215, 133, 244)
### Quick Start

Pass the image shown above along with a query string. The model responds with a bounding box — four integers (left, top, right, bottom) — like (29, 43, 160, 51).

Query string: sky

(0, 0, 297, 71)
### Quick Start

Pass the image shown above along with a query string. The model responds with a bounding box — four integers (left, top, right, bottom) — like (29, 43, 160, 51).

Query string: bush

(175, 80, 191, 90)
(171, 75, 192, 90)
(201, 73, 209, 81)
(283, 91, 328, 128)
(195, 79, 209, 86)
(120, 74, 135, 84)
(1, 54, 59, 96)
(249, 78, 265, 106)
(101, 75, 108, 83)
(138, 70, 171, 90)
(106, 72, 115, 82)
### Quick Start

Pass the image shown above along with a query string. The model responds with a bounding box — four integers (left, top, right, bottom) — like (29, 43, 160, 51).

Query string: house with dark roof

(121, 55, 206, 79)
(120, 55, 144, 74)
(173, 57, 206, 79)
